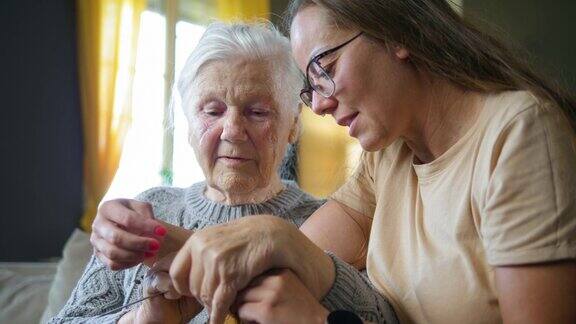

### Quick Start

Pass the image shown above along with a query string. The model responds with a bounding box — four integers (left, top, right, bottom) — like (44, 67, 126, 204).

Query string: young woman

(167, 1, 576, 323)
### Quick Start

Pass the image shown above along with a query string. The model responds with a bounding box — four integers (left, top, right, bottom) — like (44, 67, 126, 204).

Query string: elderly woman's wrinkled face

(187, 58, 296, 194)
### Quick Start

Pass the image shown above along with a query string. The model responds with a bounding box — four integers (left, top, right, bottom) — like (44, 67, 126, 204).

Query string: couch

(0, 229, 92, 324)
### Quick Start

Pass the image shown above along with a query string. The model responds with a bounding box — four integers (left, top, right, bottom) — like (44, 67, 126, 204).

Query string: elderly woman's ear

(288, 105, 303, 144)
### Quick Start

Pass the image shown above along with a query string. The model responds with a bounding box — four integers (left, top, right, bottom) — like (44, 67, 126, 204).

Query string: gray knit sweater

(49, 180, 397, 323)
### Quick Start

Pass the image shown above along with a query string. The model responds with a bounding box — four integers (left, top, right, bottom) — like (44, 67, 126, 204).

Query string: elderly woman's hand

(133, 253, 203, 324)
(91, 198, 167, 270)
(169, 215, 336, 324)
(233, 269, 329, 324)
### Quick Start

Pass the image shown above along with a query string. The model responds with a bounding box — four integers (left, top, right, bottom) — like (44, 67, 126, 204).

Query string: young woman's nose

(220, 111, 248, 142)
(311, 91, 338, 116)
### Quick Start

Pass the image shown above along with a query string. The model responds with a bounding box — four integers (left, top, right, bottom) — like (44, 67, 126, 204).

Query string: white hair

(177, 21, 303, 119)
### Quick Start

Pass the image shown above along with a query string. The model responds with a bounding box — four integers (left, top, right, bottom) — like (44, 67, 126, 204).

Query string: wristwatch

(326, 310, 363, 324)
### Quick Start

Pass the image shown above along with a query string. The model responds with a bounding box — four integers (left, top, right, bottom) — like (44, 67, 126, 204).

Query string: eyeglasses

(300, 32, 363, 107)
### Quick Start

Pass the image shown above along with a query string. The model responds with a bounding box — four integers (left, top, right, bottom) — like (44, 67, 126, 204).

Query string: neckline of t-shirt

(411, 92, 495, 182)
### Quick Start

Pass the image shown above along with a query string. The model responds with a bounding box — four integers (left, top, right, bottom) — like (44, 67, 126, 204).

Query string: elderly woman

(49, 22, 325, 323)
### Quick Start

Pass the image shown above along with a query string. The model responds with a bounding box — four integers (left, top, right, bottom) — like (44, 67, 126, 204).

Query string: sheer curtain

(77, 0, 146, 231)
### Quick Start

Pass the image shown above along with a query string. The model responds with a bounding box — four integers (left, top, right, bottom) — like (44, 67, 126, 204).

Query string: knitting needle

(98, 290, 168, 316)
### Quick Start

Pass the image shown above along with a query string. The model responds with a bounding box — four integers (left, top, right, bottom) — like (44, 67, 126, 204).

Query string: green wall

(464, 0, 576, 93)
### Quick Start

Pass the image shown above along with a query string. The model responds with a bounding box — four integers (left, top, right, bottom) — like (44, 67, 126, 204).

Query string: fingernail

(144, 252, 155, 258)
(149, 241, 160, 251)
(154, 226, 167, 236)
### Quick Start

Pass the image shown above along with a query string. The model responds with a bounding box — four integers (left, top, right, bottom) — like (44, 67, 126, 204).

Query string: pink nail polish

(154, 226, 167, 236)
(149, 241, 160, 251)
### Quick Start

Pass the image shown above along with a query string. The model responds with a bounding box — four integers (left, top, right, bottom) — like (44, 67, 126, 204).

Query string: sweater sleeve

(321, 252, 399, 324)
(48, 255, 133, 323)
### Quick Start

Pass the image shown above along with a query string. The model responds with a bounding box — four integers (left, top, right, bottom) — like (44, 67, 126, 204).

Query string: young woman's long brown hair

(286, 0, 576, 130)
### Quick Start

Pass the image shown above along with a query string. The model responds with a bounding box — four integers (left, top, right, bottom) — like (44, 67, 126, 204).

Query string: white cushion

(40, 228, 92, 323)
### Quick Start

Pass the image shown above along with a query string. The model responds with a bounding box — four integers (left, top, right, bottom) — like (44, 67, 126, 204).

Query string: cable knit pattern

(49, 180, 324, 324)
(322, 252, 399, 323)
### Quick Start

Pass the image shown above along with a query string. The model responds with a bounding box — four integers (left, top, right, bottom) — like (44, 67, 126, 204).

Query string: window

(104, 9, 208, 200)
(104, 1, 359, 200)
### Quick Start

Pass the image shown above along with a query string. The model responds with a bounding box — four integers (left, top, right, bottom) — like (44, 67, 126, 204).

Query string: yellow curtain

(77, 0, 146, 231)
(216, 0, 270, 20)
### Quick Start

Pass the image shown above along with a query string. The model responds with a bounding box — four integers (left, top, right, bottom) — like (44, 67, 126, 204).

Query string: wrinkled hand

(234, 269, 329, 324)
(91, 198, 166, 270)
(169, 215, 290, 324)
(135, 253, 203, 324)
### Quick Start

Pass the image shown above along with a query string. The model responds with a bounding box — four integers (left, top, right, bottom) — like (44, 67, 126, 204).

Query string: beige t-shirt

(332, 91, 576, 324)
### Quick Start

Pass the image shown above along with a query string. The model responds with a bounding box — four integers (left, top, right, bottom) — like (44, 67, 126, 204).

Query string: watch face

(327, 310, 363, 324)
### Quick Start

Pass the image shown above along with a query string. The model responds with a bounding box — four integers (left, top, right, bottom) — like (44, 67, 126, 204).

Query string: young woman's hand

(234, 269, 329, 324)
(169, 215, 335, 324)
(90, 199, 166, 270)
